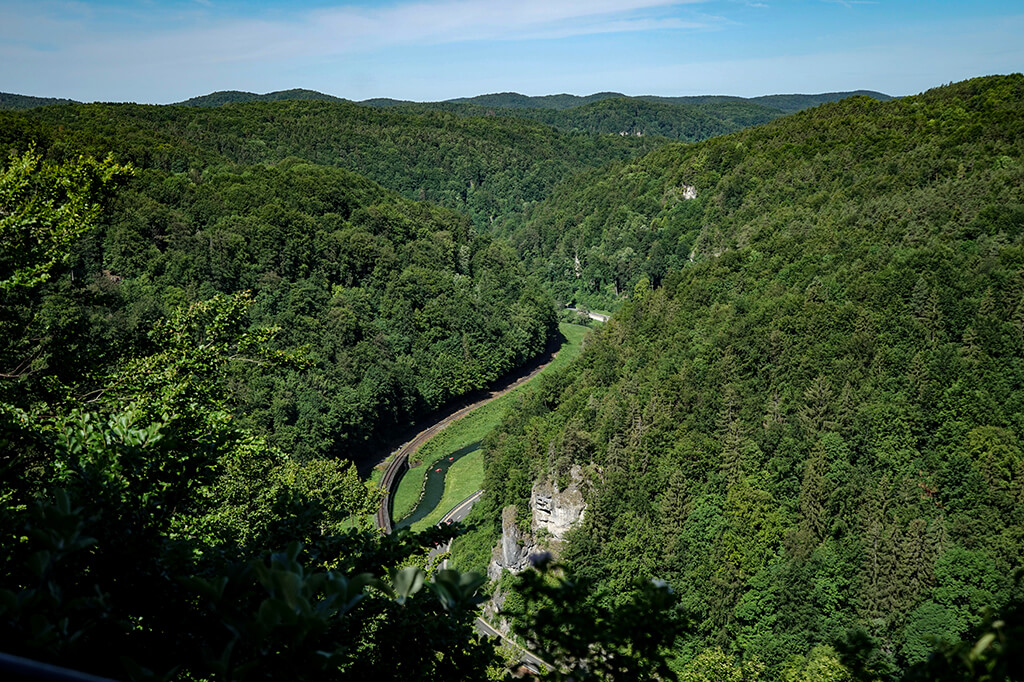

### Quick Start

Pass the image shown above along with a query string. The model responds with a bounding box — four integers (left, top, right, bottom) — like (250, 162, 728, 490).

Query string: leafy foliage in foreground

(483, 74, 1024, 677)
(504, 555, 686, 681)
(1, 180, 496, 677)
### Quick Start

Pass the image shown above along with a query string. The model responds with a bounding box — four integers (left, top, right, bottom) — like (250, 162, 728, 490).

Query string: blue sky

(1, 0, 1022, 103)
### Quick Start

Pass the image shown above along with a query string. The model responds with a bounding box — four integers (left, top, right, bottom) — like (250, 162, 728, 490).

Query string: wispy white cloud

(4, 0, 710, 55)
(334, 0, 709, 43)
(197, 0, 712, 59)
(0, 0, 714, 100)
(517, 17, 709, 41)
(2, 0, 714, 77)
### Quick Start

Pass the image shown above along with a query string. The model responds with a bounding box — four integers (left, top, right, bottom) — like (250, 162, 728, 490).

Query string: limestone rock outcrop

(530, 465, 586, 541)
(487, 466, 587, 581)
(483, 468, 588, 633)
(487, 505, 537, 581)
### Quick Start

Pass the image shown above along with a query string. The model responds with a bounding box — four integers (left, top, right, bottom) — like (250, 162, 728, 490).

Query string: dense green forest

(443, 89, 893, 113)
(176, 89, 348, 107)
(475, 74, 1024, 678)
(364, 91, 890, 143)
(172, 88, 782, 142)
(0, 92, 79, 110)
(166, 87, 894, 146)
(0, 138, 561, 466)
(0, 106, 571, 679)
(2, 74, 1022, 681)
(3, 98, 655, 230)
(443, 91, 632, 109)
(360, 97, 783, 142)
(171, 87, 888, 115)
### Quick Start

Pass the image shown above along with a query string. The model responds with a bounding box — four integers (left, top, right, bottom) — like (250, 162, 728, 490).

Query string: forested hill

(479, 74, 1024, 677)
(444, 89, 892, 112)
(4, 99, 654, 228)
(359, 90, 891, 143)
(446, 91, 627, 109)
(747, 89, 893, 113)
(360, 96, 783, 143)
(175, 88, 347, 107)
(0, 91, 79, 110)
(502, 76, 1016, 310)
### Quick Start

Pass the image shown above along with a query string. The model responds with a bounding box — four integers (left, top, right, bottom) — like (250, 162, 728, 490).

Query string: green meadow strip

(391, 322, 590, 529)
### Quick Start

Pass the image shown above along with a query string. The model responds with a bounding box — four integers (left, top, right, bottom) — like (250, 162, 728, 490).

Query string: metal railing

(0, 652, 118, 682)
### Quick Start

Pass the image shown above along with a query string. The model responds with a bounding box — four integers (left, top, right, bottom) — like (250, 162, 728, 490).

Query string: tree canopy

(2, 74, 1023, 681)
(480, 74, 1024, 678)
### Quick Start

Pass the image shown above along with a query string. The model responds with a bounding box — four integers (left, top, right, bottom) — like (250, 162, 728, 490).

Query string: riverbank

(389, 322, 591, 532)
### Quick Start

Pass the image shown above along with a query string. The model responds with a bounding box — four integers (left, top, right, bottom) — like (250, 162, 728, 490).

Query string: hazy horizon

(2, 0, 1021, 104)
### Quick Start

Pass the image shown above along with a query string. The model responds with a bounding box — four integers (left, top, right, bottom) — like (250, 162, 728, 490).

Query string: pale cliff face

(530, 466, 586, 541)
(484, 467, 589, 633)
(488, 465, 587, 582)
(490, 504, 534, 579)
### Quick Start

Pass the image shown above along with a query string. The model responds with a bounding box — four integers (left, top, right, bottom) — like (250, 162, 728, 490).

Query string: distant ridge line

(444, 89, 893, 113)
(174, 88, 348, 107)
(0, 92, 80, 110)
(2, 87, 892, 114)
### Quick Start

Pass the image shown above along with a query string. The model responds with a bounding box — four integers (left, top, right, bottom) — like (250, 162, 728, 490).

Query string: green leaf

(392, 566, 425, 604)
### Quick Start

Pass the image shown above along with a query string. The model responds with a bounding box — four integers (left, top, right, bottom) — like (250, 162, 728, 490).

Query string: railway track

(374, 342, 561, 533)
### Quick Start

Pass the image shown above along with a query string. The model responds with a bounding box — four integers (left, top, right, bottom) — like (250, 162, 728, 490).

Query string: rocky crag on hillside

(485, 467, 587, 629)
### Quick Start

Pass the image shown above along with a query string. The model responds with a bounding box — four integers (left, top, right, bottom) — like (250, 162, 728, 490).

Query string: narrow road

(476, 618, 548, 675)
(430, 489, 484, 567)
(441, 489, 483, 525)
(565, 306, 610, 323)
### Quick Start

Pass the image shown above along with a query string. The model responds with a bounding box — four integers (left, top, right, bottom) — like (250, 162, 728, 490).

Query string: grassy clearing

(391, 323, 590, 529)
(549, 322, 588, 370)
(390, 461, 424, 522)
